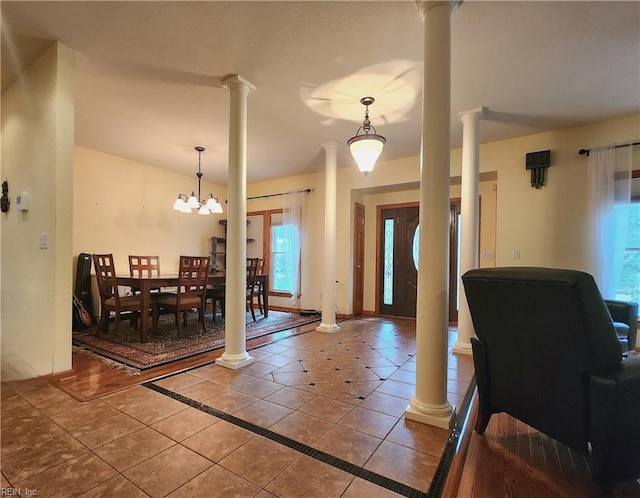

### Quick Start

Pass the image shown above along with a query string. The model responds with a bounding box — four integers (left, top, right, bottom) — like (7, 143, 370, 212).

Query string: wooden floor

(52, 322, 319, 401)
(453, 402, 640, 498)
(48, 318, 640, 497)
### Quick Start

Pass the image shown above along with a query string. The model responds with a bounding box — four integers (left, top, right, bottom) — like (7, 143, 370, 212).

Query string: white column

(453, 107, 485, 355)
(316, 142, 341, 333)
(216, 74, 255, 370)
(405, 1, 459, 429)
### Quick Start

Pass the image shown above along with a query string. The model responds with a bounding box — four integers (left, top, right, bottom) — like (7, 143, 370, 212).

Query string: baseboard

(268, 304, 302, 314)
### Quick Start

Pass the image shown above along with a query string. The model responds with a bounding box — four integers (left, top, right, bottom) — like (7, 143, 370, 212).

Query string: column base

(452, 340, 473, 355)
(316, 323, 341, 333)
(404, 396, 456, 430)
(215, 351, 254, 370)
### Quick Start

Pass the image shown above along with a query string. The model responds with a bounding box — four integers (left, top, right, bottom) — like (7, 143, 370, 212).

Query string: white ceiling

(2, 1, 639, 184)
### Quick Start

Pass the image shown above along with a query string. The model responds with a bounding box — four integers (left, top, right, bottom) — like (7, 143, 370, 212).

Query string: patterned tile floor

(1, 318, 474, 497)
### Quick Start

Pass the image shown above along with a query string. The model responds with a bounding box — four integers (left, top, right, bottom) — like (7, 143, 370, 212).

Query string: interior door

(353, 203, 365, 316)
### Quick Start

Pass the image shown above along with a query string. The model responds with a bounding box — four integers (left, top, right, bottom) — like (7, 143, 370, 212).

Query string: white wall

(1, 43, 75, 380)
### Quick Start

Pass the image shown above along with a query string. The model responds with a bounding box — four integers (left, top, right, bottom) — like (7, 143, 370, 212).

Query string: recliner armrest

(605, 299, 638, 351)
(589, 354, 640, 484)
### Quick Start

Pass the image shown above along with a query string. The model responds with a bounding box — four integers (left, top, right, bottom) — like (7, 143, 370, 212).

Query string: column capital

(222, 74, 256, 92)
(458, 106, 487, 121)
(415, 1, 463, 18)
(320, 141, 340, 151)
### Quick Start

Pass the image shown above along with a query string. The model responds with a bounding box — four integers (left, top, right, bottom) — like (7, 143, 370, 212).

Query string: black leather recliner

(462, 267, 640, 485)
(605, 299, 638, 355)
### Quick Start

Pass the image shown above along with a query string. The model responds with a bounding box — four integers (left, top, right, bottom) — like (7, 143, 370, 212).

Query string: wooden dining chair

(153, 256, 210, 337)
(206, 284, 225, 321)
(254, 258, 265, 315)
(246, 257, 260, 322)
(128, 255, 171, 328)
(93, 253, 144, 339)
(129, 255, 160, 282)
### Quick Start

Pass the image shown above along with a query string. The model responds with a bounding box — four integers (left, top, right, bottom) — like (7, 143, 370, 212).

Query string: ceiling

(2, 1, 639, 184)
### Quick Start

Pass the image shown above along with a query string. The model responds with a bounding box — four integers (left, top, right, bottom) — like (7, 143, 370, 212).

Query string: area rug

(72, 310, 320, 370)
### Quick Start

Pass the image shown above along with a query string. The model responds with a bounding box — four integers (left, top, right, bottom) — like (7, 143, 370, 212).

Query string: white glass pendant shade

(198, 205, 210, 215)
(347, 97, 386, 175)
(173, 196, 186, 211)
(187, 192, 199, 209)
(348, 134, 385, 175)
(180, 203, 192, 213)
(206, 195, 223, 213)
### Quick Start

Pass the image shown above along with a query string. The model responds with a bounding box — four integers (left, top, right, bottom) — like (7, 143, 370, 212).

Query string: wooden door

(377, 202, 461, 320)
(353, 203, 365, 316)
(448, 200, 461, 323)
(378, 206, 419, 317)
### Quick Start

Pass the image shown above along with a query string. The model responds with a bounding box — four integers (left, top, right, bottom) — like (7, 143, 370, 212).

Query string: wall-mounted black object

(1, 180, 9, 212)
(526, 150, 551, 189)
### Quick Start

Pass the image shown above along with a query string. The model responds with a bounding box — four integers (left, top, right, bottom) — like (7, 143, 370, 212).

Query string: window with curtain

(280, 190, 306, 300)
(247, 191, 307, 298)
(588, 145, 638, 303)
(614, 176, 640, 303)
(270, 212, 291, 293)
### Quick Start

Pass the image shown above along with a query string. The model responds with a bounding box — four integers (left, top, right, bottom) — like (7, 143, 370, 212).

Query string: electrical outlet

(512, 249, 521, 260)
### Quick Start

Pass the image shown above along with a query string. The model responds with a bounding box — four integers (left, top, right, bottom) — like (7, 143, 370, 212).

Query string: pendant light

(347, 97, 386, 175)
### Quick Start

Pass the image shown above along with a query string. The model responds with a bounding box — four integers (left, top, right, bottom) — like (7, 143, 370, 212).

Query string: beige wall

(73, 147, 228, 314)
(359, 179, 498, 313)
(243, 172, 326, 311)
(1, 43, 75, 380)
(73, 147, 227, 270)
(4, 43, 638, 380)
(486, 115, 639, 271)
(71, 113, 640, 320)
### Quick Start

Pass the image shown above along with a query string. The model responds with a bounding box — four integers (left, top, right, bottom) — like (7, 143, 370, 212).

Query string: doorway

(377, 201, 461, 320)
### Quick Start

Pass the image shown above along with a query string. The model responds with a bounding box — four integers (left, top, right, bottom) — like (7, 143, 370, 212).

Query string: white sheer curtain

(282, 190, 306, 300)
(587, 145, 632, 298)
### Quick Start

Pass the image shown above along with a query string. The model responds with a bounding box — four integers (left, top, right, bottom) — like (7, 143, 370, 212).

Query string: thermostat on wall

(16, 193, 29, 211)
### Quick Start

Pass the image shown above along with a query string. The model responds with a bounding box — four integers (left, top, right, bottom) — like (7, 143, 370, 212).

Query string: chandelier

(172, 146, 223, 215)
(347, 97, 386, 175)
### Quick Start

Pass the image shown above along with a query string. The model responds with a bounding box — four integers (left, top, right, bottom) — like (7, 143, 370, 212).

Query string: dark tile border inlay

(144, 382, 431, 497)
(140, 323, 476, 497)
(426, 376, 477, 496)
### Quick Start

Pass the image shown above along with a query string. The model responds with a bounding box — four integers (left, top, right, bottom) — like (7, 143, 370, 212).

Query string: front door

(353, 203, 365, 316)
(379, 206, 419, 317)
(377, 201, 462, 320)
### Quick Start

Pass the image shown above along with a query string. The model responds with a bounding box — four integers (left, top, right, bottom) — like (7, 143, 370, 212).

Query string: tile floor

(1, 318, 474, 497)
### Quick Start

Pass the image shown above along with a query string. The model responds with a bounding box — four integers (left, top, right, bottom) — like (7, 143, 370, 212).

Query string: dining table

(116, 271, 269, 342)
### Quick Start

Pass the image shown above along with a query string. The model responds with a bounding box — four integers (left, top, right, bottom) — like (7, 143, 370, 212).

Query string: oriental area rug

(72, 310, 320, 371)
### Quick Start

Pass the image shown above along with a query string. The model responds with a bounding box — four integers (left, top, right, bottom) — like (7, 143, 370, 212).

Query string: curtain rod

(247, 188, 312, 201)
(578, 141, 640, 157)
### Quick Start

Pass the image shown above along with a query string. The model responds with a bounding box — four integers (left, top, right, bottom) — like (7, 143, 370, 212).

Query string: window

(613, 177, 640, 304)
(248, 209, 301, 296)
(271, 213, 293, 293)
(383, 218, 394, 305)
